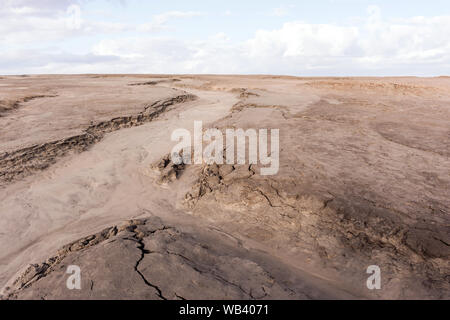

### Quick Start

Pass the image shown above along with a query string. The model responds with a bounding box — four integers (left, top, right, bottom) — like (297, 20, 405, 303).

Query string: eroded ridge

(128, 79, 181, 86)
(4, 225, 120, 296)
(0, 94, 197, 186)
(0, 95, 58, 116)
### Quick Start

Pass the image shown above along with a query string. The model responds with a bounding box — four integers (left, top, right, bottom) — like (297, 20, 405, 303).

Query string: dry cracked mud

(0, 75, 448, 300)
(4, 216, 353, 300)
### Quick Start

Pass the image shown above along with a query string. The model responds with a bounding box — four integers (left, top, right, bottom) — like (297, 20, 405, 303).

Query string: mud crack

(124, 221, 172, 300)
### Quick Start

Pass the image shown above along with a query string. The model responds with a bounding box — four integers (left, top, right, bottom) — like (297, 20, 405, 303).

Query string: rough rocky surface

(4, 216, 354, 300)
(0, 75, 448, 299)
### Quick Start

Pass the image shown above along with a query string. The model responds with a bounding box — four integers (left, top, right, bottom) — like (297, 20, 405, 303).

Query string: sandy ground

(0, 75, 449, 299)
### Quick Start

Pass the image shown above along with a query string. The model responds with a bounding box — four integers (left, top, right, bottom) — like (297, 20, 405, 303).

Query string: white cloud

(138, 11, 204, 32)
(271, 7, 289, 17)
(357, 8, 450, 67)
(246, 22, 359, 58)
(1, 5, 449, 75)
(0, 1, 130, 45)
(0, 50, 119, 73)
(0, 0, 82, 16)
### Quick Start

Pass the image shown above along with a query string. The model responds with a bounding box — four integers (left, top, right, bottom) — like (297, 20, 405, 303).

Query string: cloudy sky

(1, 0, 449, 75)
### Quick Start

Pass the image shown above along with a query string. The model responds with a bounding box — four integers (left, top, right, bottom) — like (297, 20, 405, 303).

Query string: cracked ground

(0, 75, 449, 299)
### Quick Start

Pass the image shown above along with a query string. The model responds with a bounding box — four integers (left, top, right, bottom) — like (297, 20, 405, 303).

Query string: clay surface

(0, 75, 448, 299)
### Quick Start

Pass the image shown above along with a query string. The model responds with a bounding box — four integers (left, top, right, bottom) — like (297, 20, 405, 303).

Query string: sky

(1, 0, 449, 76)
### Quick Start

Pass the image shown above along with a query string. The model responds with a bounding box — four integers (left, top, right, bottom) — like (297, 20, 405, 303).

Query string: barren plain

(0, 75, 449, 299)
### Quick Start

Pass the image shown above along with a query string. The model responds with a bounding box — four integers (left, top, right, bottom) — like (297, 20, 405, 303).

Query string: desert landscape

(0, 75, 448, 300)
